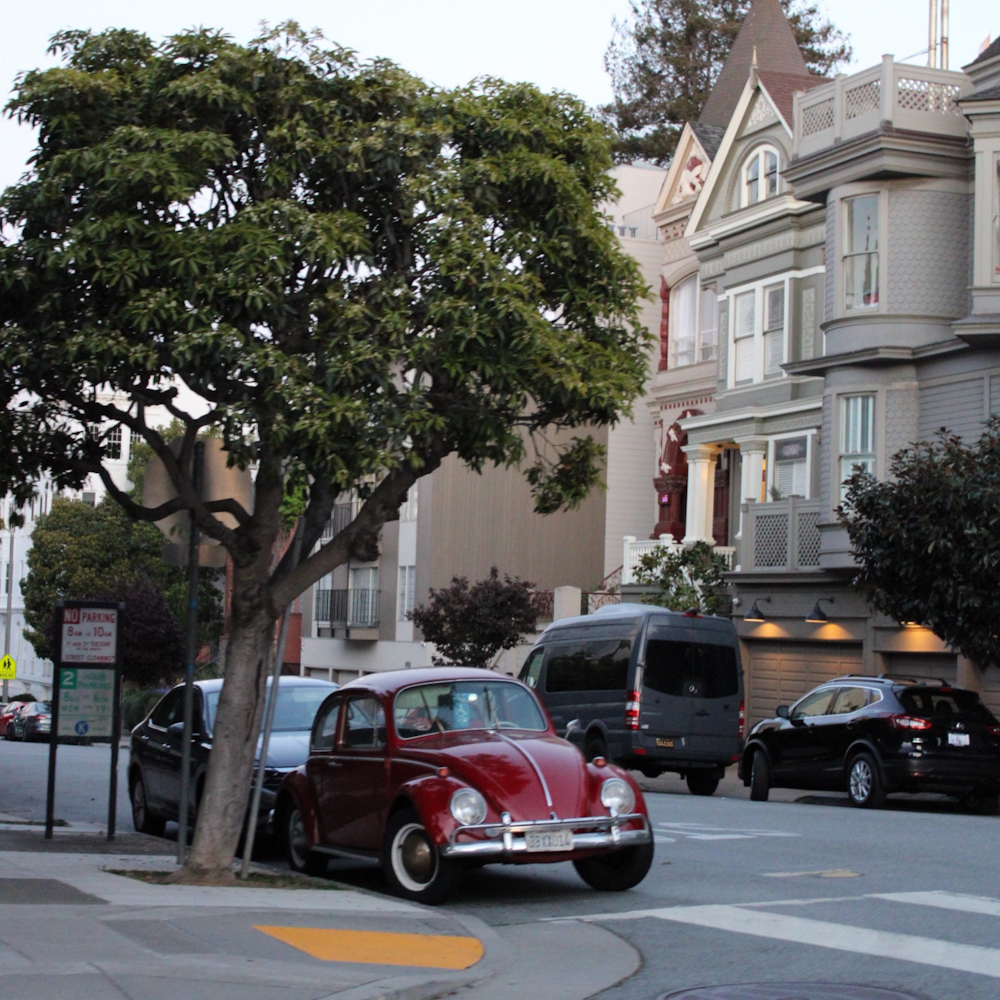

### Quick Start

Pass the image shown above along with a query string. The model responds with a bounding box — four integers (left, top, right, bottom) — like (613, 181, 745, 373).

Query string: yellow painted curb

(254, 925, 485, 969)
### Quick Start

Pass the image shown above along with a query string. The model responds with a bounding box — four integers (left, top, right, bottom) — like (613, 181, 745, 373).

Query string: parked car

(0, 700, 29, 738)
(276, 667, 654, 904)
(7, 701, 52, 741)
(129, 675, 337, 836)
(740, 676, 1000, 812)
(519, 604, 745, 796)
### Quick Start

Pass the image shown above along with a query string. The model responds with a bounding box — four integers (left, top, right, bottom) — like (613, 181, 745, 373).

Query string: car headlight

(450, 787, 488, 826)
(600, 777, 635, 815)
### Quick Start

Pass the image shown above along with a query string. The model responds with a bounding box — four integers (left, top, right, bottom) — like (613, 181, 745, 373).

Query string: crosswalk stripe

(559, 904, 1000, 979)
(873, 891, 1000, 918)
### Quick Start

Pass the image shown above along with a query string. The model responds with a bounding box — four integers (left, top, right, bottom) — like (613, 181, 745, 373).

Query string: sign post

(45, 601, 124, 840)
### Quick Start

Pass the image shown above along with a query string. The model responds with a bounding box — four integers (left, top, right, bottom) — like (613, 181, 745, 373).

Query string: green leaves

(634, 540, 727, 613)
(840, 417, 1000, 669)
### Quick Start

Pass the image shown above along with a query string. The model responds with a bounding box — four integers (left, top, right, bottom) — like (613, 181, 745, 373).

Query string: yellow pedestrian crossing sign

(0, 655, 15, 680)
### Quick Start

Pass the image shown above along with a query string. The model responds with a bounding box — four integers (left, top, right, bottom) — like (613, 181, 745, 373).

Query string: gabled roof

(969, 36, 1000, 66)
(756, 70, 827, 124)
(691, 122, 726, 160)
(699, 0, 811, 129)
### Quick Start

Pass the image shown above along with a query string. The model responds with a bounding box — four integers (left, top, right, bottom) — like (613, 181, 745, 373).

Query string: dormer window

(743, 146, 779, 206)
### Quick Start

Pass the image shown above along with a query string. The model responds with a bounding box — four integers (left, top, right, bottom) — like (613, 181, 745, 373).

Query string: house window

(397, 565, 416, 621)
(733, 291, 756, 383)
(669, 277, 718, 368)
(743, 146, 779, 207)
(844, 194, 879, 310)
(771, 436, 809, 500)
(399, 483, 418, 522)
(840, 394, 875, 497)
(995, 156, 1000, 278)
(763, 285, 785, 376)
(106, 426, 123, 460)
(348, 567, 378, 627)
(81, 492, 96, 507)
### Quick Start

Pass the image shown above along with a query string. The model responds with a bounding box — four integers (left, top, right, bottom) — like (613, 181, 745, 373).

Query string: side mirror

(564, 719, 582, 738)
(167, 721, 186, 737)
(776, 705, 790, 719)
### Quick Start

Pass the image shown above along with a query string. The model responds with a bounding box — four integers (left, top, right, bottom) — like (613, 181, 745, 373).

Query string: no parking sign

(45, 601, 124, 841)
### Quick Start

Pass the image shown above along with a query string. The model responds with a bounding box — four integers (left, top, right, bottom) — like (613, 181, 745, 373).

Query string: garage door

(880, 653, 956, 686)
(745, 642, 863, 727)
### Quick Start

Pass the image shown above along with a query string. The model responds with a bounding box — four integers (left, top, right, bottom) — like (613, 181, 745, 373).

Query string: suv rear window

(643, 640, 739, 699)
(544, 640, 631, 693)
(898, 688, 994, 720)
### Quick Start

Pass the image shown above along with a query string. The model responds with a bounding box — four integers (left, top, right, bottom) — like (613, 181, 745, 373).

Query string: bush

(121, 689, 164, 733)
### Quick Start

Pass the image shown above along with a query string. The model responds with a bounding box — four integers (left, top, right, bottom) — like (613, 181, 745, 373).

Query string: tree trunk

(179, 563, 276, 882)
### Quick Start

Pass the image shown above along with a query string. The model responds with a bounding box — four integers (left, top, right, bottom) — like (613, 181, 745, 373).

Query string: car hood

(401, 730, 591, 820)
(256, 732, 310, 769)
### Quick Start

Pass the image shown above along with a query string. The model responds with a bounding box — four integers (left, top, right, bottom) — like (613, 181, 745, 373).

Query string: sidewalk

(0, 847, 503, 1000)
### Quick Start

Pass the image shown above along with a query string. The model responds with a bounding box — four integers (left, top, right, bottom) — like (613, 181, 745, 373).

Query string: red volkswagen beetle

(276, 668, 653, 903)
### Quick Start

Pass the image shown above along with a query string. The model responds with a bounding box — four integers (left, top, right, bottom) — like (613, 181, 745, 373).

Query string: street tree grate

(662, 986, 922, 1000)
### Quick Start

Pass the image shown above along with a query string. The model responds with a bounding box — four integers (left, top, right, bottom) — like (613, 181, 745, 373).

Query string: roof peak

(699, 0, 813, 129)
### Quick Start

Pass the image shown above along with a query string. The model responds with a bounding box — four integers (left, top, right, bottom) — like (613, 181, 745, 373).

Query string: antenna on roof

(928, 0, 938, 68)
(752, 45, 758, 69)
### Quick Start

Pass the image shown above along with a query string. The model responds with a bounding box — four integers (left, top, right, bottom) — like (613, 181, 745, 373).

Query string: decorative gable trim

(654, 123, 712, 218)
(745, 93, 778, 131)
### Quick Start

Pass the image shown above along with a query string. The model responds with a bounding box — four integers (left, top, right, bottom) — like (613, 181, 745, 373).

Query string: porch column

(681, 444, 719, 545)
(735, 437, 768, 539)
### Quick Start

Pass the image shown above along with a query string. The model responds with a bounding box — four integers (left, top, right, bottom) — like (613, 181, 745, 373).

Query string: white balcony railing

(621, 535, 736, 585)
(793, 56, 972, 160)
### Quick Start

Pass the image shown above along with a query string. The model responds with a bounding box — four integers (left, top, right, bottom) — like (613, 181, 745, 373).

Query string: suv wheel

(686, 773, 719, 796)
(847, 752, 886, 808)
(130, 773, 166, 837)
(584, 736, 608, 763)
(961, 790, 999, 816)
(749, 749, 770, 802)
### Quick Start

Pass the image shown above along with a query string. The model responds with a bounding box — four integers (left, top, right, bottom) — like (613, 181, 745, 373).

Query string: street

(4, 741, 1000, 998)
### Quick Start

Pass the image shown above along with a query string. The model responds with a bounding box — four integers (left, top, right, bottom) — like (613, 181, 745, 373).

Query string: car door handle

(326, 760, 342, 768)
(694, 710, 710, 717)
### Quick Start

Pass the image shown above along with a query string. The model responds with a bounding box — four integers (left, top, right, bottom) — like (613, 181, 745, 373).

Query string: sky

(0, 0, 994, 189)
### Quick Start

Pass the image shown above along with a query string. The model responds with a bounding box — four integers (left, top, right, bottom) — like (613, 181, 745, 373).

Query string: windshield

(205, 685, 331, 735)
(393, 680, 547, 739)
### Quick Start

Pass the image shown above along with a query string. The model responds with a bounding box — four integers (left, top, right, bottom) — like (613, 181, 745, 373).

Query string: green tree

(22, 498, 223, 680)
(602, 0, 852, 163)
(409, 568, 539, 669)
(0, 26, 649, 880)
(840, 420, 1000, 670)
(634, 540, 728, 613)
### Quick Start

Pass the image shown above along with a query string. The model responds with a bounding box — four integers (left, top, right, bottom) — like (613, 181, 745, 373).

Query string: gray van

(519, 604, 744, 796)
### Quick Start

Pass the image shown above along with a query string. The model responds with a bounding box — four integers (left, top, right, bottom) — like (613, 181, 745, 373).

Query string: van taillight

(625, 690, 641, 731)
(738, 699, 745, 740)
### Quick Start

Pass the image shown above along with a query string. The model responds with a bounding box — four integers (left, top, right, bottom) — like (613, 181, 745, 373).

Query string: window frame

(741, 145, 781, 208)
(668, 274, 718, 369)
(311, 694, 342, 753)
(839, 190, 885, 315)
(994, 154, 1000, 282)
(341, 695, 387, 750)
(767, 431, 815, 502)
(839, 393, 877, 498)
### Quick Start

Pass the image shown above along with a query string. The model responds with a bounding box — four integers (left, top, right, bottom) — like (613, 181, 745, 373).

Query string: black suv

(739, 676, 1000, 813)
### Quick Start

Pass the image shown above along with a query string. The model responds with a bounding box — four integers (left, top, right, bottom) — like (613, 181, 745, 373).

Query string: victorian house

(641, 0, 1000, 725)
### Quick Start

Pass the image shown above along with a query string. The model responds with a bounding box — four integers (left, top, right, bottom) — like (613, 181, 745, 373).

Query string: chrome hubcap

(288, 809, 309, 868)
(850, 760, 872, 801)
(392, 822, 437, 891)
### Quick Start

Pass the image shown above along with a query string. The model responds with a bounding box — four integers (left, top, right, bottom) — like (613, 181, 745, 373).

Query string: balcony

(314, 588, 379, 628)
(738, 498, 821, 573)
(621, 536, 736, 585)
(793, 57, 972, 161)
(321, 501, 361, 540)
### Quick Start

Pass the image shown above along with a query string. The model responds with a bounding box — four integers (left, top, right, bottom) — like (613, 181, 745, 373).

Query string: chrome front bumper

(441, 811, 651, 859)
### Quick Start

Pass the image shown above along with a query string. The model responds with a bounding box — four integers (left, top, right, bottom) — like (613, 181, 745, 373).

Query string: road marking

(656, 822, 800, 840)
(763, 869, 861, 878)
(873, 891, 1000, 918)
(254, 926, 484, 969)
(555, 904, 1000, 979)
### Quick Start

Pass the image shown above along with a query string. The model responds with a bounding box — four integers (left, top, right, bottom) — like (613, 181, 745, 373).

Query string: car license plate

(948, 732, 971, 747)
(656, 738, 674, 748)
(525, 829, 573, 852)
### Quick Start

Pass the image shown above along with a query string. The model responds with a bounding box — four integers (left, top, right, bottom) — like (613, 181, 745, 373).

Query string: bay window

(763, 285, 785, 376)
(397, 565, 416, 621)
(733, 291, 755, 383)
(771, 436, 809, 499)
(840, 394, 875, 497)
(844, 194, 879, 310)
(669, 276, 718, 368)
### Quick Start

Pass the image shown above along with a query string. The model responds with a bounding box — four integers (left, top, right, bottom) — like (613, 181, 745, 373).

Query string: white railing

(738, 498, 822, 572)
(622, 535, 736, 585)
(794, 56, 972, 160)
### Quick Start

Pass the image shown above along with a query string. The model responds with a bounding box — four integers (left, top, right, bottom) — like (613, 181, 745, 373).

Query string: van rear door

(685, 642, 742, 756)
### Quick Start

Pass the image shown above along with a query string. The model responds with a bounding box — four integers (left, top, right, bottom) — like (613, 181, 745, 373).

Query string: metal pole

(928, 0, 939, 68)
(3, 516, 15, 703)
(107, 602, 124, 842)
(177, 441, 204, 866)
(44, 602, 64, 840)
(940, 0, 949, 70)
(240, 518, 304, 877)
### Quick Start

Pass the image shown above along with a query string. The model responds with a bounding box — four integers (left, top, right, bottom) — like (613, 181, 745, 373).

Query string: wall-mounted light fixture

(806, 597, 835, 624)
(744, 597, 771, 623)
